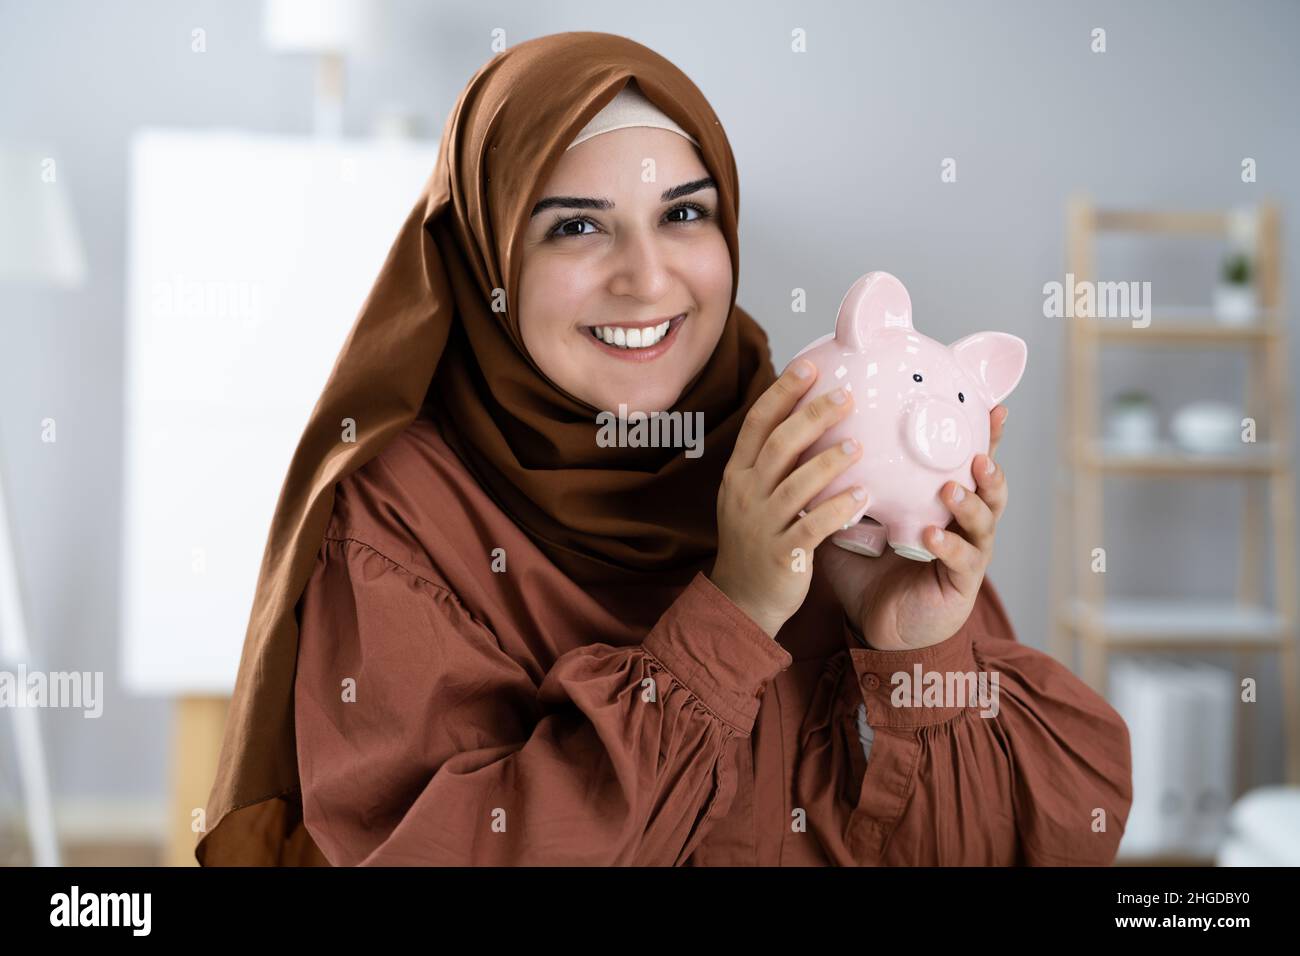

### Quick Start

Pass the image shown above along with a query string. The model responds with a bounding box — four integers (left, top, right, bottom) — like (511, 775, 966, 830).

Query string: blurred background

(1, 0, 1297, 866)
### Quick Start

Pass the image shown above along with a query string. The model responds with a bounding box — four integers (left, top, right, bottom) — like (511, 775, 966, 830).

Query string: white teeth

(590, 317, 675, 349)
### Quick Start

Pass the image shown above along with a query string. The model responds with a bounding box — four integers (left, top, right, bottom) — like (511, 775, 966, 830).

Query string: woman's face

(518, 127, 732, 413)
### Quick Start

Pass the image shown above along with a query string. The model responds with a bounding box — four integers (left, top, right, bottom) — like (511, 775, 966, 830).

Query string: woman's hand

(709, 359, 869, 638)
(818, 405, 1010, 652)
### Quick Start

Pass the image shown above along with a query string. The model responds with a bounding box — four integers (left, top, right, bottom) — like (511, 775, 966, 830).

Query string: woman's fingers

(771, 434, 863, 527)
(970, 452, 1008, 523)
(941, 479, 996, 553)
(988, 405, 1008, 458)
(931, 444, 1008, 590)
(785, 484, 869, 554)
(925, 522, 985, 596)
(729, 359, 819, 472)
(946, 478, 993, 546)
(752, 384, 855, 495)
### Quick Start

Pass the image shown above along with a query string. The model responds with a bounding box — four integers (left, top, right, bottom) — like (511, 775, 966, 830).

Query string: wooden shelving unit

(1050, 200, 1299, 865)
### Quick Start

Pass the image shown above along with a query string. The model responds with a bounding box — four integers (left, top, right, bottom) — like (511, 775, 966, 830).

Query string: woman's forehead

(541, 127, 711, 194)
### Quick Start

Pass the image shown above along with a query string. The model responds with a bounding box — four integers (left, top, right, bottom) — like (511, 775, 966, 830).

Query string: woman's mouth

(581, 313, 687, 362)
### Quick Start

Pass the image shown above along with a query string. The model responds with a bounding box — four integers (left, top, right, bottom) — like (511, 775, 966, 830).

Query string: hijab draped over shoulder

(196, 31, 776, 865)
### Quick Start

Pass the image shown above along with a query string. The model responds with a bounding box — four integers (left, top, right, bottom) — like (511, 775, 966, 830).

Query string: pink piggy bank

(789, 271, 1027, 561)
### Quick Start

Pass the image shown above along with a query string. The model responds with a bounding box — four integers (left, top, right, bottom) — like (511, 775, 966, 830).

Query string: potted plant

(1106, 389, 1159, 453)
(1213, 252, 1258, 326)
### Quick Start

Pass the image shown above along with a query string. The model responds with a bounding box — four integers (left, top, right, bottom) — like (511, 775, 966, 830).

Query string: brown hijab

(195, 31, 777, 864)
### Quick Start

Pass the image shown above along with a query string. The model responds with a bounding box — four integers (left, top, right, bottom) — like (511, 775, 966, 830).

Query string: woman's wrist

(706, 568, 785, 639)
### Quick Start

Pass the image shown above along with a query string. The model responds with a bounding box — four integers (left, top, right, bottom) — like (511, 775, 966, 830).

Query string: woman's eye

(665, 201, 709, 224)
(549, 216, 599, 239)
(547, 202, 711, 240)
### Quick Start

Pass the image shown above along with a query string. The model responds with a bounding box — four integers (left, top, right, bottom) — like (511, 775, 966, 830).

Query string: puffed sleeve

(795, 578, 1133, 866)
(293, 535, 793, 866)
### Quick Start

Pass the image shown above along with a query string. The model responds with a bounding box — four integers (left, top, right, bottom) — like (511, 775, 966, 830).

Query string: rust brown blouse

(292, 413, 1133, 865)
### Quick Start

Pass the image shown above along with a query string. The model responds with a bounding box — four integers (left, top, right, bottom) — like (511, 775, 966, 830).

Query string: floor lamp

(0, 145, 87, 866)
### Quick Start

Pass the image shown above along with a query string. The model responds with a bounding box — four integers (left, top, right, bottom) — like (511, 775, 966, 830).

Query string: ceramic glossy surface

(790, 272, 1028, 561)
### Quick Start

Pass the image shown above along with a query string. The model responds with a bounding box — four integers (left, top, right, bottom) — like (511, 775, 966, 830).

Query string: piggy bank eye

(958, 391, 965, 403)
(912, 373, 923, 383)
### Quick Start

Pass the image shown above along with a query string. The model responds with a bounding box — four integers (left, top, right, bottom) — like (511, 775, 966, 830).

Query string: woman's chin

(588, 389, 682, 415)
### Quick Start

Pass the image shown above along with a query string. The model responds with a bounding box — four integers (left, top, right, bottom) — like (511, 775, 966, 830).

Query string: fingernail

(984, 457, 996, 476)
(851, 485, 867, 501)
(950, 484, 965, 502)
(933, 528, 944, 543)
(793, 360, 813, 379)
(830, 388, 847, 404)
(841, 438, 858, 454)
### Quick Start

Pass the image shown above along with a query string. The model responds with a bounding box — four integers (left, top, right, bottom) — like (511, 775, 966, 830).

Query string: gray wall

(1, 0, 1296, 811)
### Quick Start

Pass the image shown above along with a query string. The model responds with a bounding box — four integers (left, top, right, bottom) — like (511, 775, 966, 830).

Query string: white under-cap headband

(566, 78, 700, 151)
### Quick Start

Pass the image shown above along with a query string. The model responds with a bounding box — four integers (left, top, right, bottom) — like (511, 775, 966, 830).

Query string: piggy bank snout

(905, 399, 972, 470)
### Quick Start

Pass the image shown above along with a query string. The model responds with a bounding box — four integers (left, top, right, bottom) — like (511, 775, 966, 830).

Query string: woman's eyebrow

(529, 177, 717, 217)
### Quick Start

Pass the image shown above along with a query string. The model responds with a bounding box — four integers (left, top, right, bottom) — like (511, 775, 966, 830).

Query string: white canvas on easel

(119, 129, 439, 696)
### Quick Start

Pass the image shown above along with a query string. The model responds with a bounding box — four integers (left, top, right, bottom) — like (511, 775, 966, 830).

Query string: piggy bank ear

(950, 332, 1027, 405)
(835, 271, 912, 351)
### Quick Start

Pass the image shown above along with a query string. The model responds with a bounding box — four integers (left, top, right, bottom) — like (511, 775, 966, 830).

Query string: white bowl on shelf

(1170, 401, 1242, 454)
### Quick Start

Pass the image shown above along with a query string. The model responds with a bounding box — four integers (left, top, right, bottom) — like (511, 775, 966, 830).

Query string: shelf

(1081, 314, 1277, 346)
(1082, 439, 1285, 475)
(1092, 209, 1230, 235)
(1062, 597, 1290, 648)
(1059, 200, 1300, 786)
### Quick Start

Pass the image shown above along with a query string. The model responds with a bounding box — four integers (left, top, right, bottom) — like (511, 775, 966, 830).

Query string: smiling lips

(583, 313, 687, 360)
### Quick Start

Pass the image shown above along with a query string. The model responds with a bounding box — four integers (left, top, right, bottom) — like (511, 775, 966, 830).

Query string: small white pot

(1213, 284, 1258, 326)
(1107, 404, 1159, 453)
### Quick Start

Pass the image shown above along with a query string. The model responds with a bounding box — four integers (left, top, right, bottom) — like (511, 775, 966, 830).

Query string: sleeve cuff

(845, 611, 985, 729)
(642, 571, 794, 734)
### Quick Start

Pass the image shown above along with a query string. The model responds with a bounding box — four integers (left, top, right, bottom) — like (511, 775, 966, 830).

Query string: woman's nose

(606, 228, 673, 301)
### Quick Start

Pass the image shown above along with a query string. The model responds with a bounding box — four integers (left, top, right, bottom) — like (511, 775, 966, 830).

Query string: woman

(195, 31, 1131, 866)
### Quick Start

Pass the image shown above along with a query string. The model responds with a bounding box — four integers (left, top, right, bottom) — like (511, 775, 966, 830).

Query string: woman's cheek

(683, 232, 734, 343)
